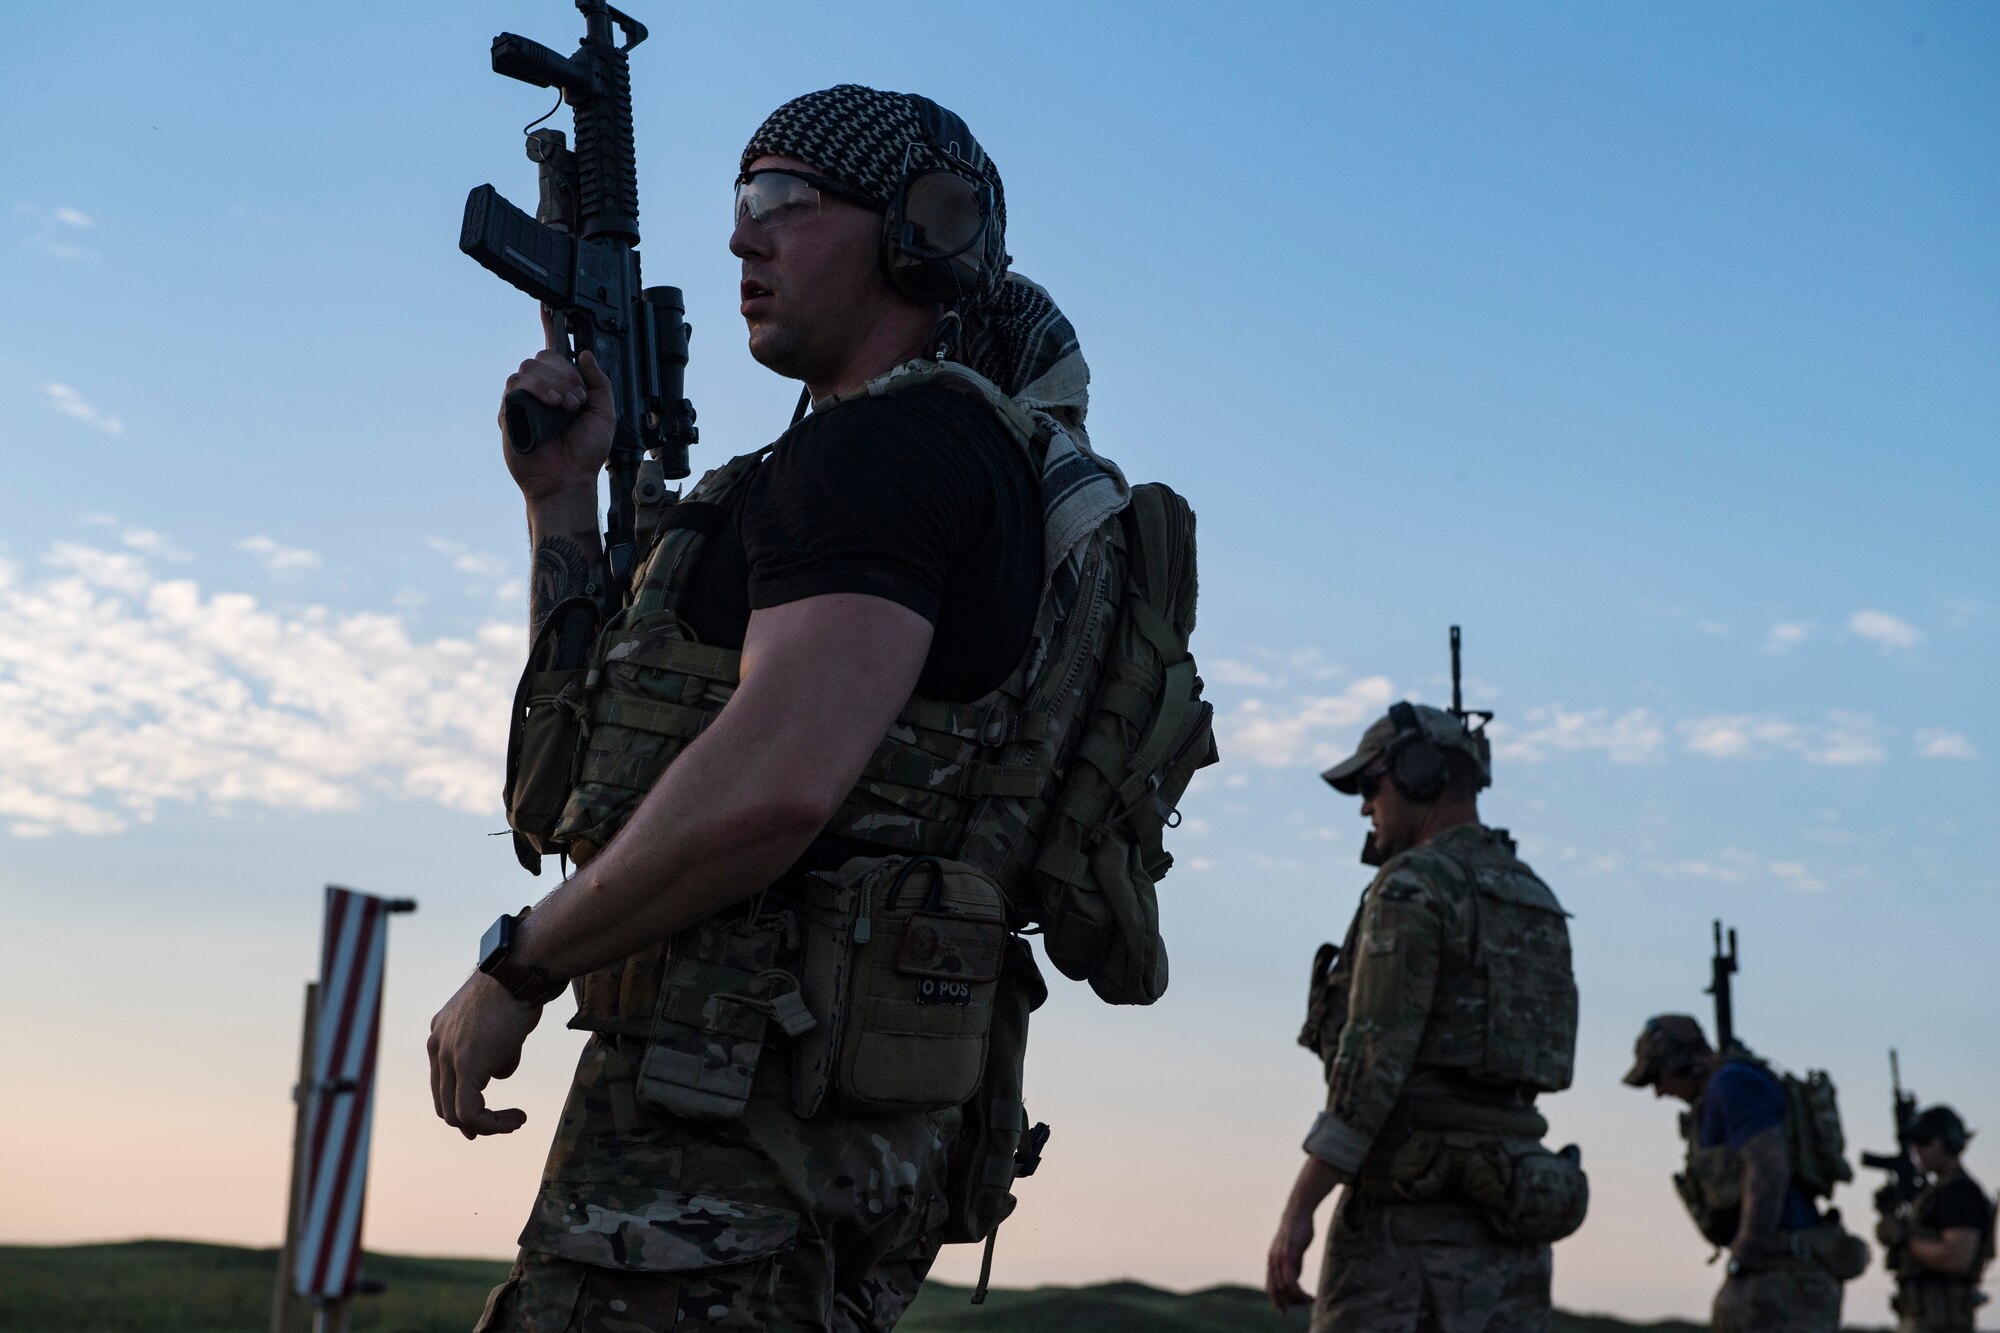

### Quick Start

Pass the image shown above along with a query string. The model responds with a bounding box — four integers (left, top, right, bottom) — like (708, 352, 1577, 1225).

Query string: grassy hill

(0, 1239, 1740, 1332)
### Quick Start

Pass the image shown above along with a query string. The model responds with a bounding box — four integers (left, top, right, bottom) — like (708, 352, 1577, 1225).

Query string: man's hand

(426, 972, 545, 1139)
(1266, 1154, 1345, 1314)
(1265, 1202, 1317, 1312)
(502, 307, 616, 502)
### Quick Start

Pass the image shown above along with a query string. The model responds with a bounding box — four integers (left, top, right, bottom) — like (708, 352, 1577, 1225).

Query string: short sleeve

(1937, 1178, 1995, 1232)
(738, 393, 990, 623)
(1703, 1064, 1785, 1151)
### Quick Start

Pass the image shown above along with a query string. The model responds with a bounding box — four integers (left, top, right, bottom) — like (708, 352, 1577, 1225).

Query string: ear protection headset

(882, 95, 1005, 307)
(1914, 1107, 1972, 1155)
(1383, 702, 1450, 803)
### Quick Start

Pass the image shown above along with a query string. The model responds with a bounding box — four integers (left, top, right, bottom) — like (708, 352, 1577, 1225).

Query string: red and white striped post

(272, 885, 415, 1333)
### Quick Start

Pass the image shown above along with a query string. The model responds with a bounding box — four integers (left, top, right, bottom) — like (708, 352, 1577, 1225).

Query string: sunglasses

(733, 168, 871, 229)
(1355, 763, 1391, 801)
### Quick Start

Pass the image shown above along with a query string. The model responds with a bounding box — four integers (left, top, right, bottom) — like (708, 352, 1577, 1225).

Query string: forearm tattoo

(1734, 1125, 1791, 1250)
(530, 531, 606, 639)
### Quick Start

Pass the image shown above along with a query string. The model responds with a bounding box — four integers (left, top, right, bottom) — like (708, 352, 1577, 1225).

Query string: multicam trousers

(1711, 1258, 1842, 1333)
(1893, 1275, 1983, 1333)
(472, 1237, 939, 1332)
(473, 1033, 955, 1332)
(1311, 1194, 1552, 1333)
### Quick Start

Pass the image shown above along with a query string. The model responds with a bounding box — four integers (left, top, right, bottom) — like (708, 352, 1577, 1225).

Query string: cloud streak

(1848, 609, 1920, 651)
(43, 382, 124, 434)
(0, 539, 518, 838)
(238, 535, 323, 574)
(14, 202, 94, 259)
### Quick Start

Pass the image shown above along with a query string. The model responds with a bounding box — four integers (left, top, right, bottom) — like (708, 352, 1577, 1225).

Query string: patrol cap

(1321, 703, 1492, 794)
(1911, 1105, 1972, 1152)
(1622, 1013, 1712, 1087)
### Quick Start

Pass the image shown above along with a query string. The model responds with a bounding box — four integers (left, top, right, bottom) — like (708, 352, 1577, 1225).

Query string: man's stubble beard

(746, 321, 812, 382)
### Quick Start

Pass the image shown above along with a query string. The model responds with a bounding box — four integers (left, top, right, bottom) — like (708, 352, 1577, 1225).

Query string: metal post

(312, 1297, 351, 1333)
(270, 981, 318, 1333)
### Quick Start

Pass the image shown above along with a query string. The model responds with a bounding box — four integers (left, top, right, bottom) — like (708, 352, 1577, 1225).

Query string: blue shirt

(1701, 1061, 1820, 1232)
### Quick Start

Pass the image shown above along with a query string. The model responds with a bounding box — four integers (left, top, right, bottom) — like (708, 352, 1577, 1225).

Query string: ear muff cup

(1385, 701, 1448, 803)
(881, 95, 1002, 305)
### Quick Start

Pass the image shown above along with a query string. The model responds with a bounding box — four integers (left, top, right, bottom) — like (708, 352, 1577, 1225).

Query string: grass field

(0, 1239, 1779, 1332)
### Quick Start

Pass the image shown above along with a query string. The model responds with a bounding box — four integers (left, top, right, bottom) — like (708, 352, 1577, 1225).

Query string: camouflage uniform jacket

(1302, 824, 1577, 1178)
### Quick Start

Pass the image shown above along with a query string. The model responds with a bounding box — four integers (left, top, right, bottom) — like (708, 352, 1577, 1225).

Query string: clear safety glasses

(733, 169, 869, 229)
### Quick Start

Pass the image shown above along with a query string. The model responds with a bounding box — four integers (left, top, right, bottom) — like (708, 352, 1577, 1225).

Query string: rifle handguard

(503, 389, 580, 455)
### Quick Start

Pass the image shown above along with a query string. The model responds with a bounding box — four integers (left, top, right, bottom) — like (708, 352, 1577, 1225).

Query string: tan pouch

(501, 594, 601, 873)
(793, 855, 1008, 1116)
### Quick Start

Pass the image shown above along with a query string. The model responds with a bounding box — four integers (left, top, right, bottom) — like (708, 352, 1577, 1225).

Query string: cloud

(122, 529, 191, 563)
(422, 536, 512, 596)
(1206, 659, 1276, 688)
(1766, 861, 1827, 893)
(43, 382, 124, 434)
(1943, 598, 1985, 630)
(1650, 849, 1826, 893)
(0, 538, 519, 837)
(1214, 676, 1395, 768)
(1916, 729, 1976, 760)
(238, 535, 323, 574)
(1695, 620, 1729, 637)
(15, 202, 94, 258)
(1489, 706, 1665, 764)
(1848, 609, 1921, 651)
(1761, 622, 1809, 655)
(1679, 710, 1887, 765)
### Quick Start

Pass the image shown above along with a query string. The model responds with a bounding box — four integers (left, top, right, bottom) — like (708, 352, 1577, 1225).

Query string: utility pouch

(1385, 1134, 1588, 1244)
(1484, 1141, 1590, 1244)
(942, 938, 1048, 1245)
(502, 595, 601, 873)
(1676, 1141, 1744, 1246)
(793, 855, 1008, 1116)
(1805, 1215, 1870, 1282)
(636, 918, 812, 1123)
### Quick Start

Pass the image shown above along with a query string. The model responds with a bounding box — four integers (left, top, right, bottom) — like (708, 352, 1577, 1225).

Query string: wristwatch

(477, 909, 569, 1005)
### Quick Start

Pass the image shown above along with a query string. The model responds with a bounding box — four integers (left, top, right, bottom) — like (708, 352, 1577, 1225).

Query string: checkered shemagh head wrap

(740, 83, 1008, 239)
(746, 86, 1096, 414)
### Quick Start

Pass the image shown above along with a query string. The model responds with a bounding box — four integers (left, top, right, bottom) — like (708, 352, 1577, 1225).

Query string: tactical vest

(1299, 825, 1578, 1100)
(539, 360, 1165, 1031)
(1892, 1175, 1995, 1325)
(1673, 1053, 1852, 1247)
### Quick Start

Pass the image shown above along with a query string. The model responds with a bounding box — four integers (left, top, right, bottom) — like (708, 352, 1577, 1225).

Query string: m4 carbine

(1860, 1049, 1924, 1267)
(459, 0, 697, 590)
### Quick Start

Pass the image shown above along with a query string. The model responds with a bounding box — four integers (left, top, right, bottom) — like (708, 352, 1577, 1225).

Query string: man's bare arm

(1731, 1124, 1791, 1259)
(428, 590, 932, 1135)
(510, 590, 932, 981)
(526, 492, 605, 637)
(1266, 1154, 1346, 1313)
(1908, 1227, 1981, 1276)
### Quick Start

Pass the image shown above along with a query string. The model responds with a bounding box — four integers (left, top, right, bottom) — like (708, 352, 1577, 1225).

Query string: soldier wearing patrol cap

(1878, 1104, 1995, 1332)
(1623, 1014, 1867, 1333)
(1266, 700, 1586, 1332)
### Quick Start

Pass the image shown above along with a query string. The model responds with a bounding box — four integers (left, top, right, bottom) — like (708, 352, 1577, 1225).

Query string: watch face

(478, 913, 513, 972)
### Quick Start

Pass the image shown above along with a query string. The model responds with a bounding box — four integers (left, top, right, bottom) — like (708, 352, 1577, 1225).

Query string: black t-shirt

(677, 380, 1041, 701)
(1915, 1170, 1995, 1248)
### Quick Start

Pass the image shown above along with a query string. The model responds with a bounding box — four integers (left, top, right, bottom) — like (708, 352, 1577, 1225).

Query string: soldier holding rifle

(1624, 925, 1869, 1333)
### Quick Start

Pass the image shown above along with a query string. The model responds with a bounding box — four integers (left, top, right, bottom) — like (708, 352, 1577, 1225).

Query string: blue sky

(3, 2, 1996, 1322)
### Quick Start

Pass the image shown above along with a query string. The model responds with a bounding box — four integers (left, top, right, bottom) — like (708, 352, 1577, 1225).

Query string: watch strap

(479, 910, 569, 1005)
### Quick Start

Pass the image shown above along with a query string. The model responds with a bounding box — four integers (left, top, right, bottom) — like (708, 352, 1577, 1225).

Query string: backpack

(1780, 1065, 1854, 1200)
(1024, 480, 1216, 1004)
